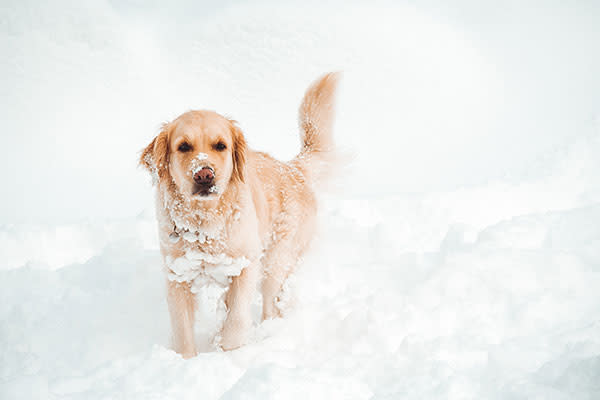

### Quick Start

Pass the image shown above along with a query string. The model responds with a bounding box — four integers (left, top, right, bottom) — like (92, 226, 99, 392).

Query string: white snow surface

(2, 1, 600, 399)
(2, 135, 600, 398)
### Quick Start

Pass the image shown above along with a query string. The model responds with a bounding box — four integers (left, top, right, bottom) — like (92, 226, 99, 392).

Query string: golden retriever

(139, 72, 339, 356)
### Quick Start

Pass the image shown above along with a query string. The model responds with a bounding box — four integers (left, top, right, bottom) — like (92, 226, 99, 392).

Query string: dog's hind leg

(262, 269, 287, 320)
(261, 239, 303, 320)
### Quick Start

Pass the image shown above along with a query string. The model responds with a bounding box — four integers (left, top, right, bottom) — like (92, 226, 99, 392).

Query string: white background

(2, 0, 599, 224)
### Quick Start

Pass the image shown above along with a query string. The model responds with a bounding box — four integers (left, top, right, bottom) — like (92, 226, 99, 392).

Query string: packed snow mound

(2, 180, 600, 398)
(2, 127, 600, 399)
(2, 125, 600, 399)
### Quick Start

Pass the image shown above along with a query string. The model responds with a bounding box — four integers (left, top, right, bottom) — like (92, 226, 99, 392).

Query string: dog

(139, 72, 339, 356)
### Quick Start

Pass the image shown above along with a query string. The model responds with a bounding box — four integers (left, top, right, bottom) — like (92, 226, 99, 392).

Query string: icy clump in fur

(191, 153, 210, 176)
(166, 250, 250, 290)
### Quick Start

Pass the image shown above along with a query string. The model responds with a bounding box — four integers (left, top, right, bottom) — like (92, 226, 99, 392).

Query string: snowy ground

(2, 135, 600, 398)
(2, 1, 600, 399)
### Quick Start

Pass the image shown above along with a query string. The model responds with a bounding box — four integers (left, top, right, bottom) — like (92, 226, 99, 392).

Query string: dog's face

(140, 110, 246, 201)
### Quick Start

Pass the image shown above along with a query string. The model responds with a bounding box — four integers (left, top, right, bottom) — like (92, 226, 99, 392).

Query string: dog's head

(140, 110, 247, 202)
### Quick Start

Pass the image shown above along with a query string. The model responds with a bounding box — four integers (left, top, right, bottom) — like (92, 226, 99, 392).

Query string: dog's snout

(193, 167, 214, 184)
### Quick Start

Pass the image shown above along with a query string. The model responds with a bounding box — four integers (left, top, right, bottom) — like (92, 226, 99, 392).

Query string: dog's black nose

(193, 167, 214, 185)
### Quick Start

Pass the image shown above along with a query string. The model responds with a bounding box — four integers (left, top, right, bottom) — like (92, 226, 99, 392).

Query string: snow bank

(1, 206, 599, 399)
(2, 121, 600, 399)
(0, 215, 158, 271)
(2, 146, 600, 398)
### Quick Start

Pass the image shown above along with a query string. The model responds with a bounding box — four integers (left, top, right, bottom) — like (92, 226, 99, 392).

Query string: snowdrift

(3, 141, 600, 398)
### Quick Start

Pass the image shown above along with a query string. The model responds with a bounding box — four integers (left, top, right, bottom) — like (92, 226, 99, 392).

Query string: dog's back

(245, 72, 340, 250)
(241, 72, 340, 319)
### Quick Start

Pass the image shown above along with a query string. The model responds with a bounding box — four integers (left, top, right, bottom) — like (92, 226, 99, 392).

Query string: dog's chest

(164, 226, 248, 292)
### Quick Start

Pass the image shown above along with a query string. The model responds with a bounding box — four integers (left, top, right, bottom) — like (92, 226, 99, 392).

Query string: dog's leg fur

(261, 234, 308, 320)
(220, 261, 260, 350)
(262, 272, 284, 320)
(262, 272, 287, 319)
(167, 280, 197, 358)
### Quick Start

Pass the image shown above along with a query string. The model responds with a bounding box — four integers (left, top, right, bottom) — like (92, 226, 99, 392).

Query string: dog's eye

(213, 142, 227, 151)
(178, 142, 192, 152)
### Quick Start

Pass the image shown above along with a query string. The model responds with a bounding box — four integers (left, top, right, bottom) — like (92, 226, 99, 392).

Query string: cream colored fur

(139, 72, 339, 356)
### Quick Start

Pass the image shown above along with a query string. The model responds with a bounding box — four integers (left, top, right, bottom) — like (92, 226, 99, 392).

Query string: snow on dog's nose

(193, 167, 214, 185)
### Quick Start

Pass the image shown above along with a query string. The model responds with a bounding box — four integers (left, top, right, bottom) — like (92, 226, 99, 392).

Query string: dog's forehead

(172, 111, 230, 140)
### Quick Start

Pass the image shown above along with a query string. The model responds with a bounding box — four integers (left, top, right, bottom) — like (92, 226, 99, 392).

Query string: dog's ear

(229, 120, 247, 184)
(139, 123, 171, 181)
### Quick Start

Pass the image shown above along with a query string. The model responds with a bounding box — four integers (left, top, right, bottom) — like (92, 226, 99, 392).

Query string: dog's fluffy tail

(292, 71, 341, 186)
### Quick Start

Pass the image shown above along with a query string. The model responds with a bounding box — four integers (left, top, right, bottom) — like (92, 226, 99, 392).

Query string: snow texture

(166, 250, 250, 289)
(2, 1, 600, 399)
(2, 131, 600, 398)
(191, 154, 210, 175)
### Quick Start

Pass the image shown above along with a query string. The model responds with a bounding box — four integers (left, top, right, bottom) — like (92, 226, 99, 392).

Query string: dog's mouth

(192, 183, 219, 197)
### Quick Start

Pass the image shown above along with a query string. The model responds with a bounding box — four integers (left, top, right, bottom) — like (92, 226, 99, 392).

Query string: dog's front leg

(220, 262, 259, 350)
(167, 280, 197, 358)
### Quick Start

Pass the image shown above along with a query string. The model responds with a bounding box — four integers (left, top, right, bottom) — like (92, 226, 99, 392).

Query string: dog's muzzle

(192, 166, 217, 196)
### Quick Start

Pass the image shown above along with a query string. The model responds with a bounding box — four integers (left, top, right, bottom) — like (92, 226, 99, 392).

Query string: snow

(3, 143, 600, 397)
(166, 250, 250, 288)
(2, 0, 600, 399)
(191, 156, 211, 175)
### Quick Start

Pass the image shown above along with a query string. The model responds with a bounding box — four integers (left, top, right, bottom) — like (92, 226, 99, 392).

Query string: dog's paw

(219, 317, 251, 351)
(181, 350, 198, 359)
